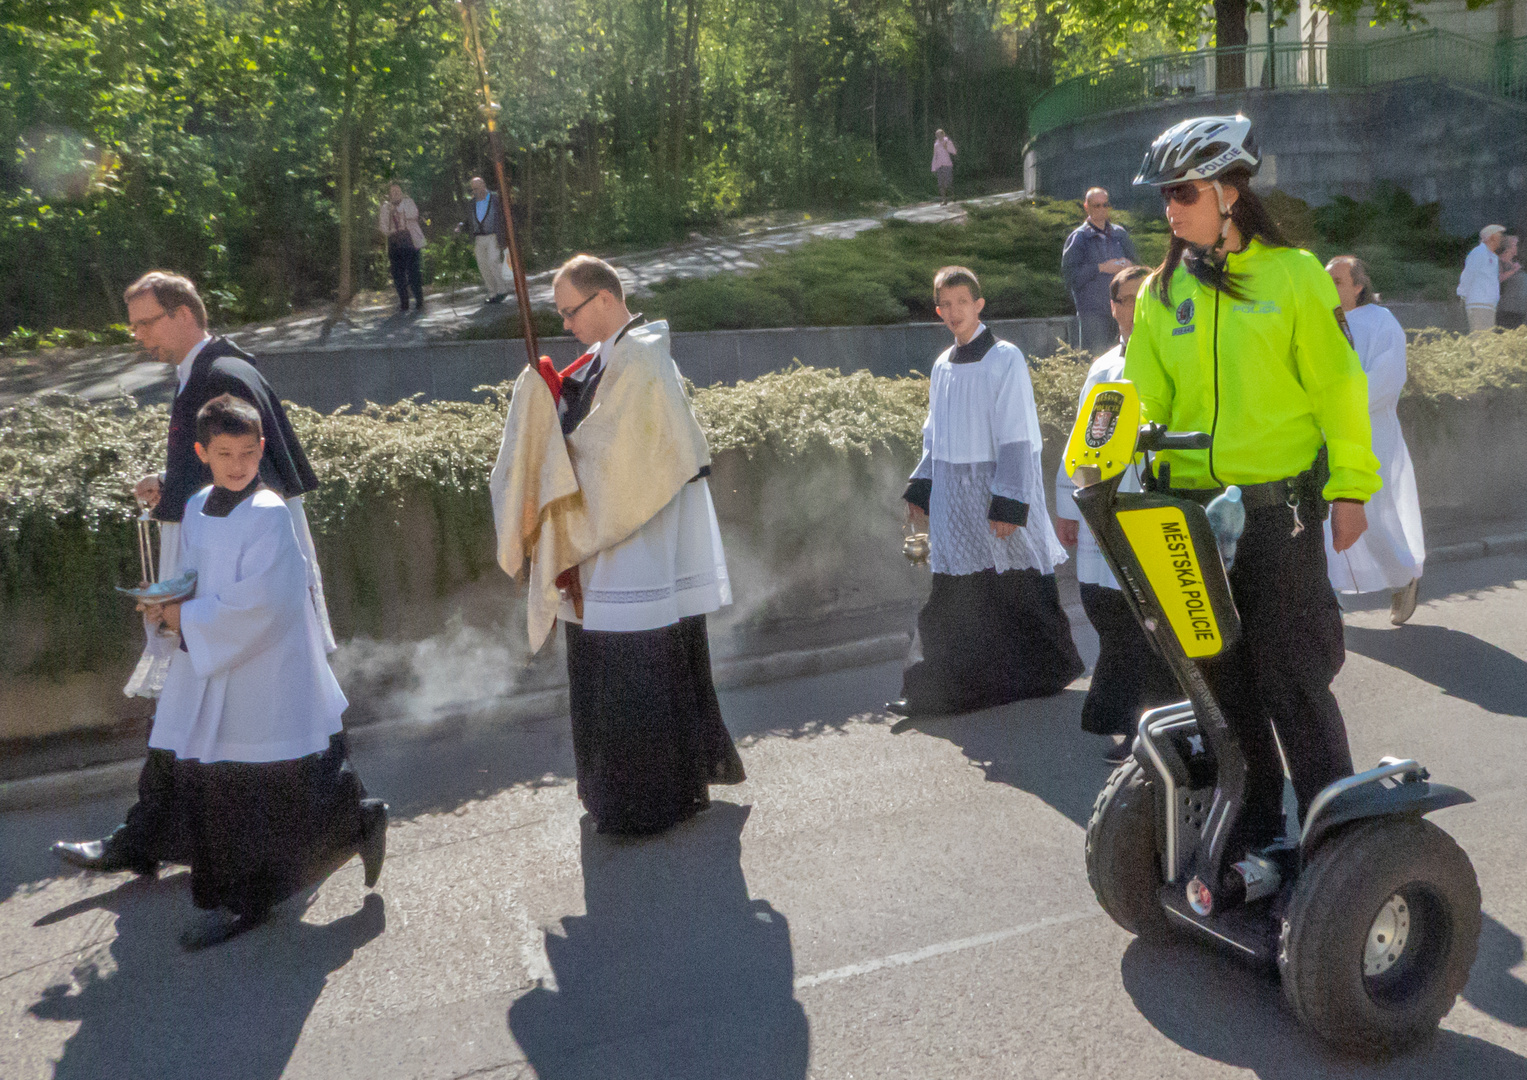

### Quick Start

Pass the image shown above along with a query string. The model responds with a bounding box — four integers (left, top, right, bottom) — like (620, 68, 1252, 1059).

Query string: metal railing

(1029, 31, 1527, 139)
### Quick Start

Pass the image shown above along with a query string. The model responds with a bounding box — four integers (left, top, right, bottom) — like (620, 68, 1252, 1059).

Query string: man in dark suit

(458, 175, 512, 303)
(53, 271, 326, 875)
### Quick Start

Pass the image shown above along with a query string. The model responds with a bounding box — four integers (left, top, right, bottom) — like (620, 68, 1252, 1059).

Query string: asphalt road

(3, 553, 1527, 1079)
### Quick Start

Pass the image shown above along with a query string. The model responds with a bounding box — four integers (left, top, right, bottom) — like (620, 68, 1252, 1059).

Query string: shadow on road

(890, 687, 1103, 828)
(28, 873, 384, 1080)
(1464, 912, 1527, 1029)
(1345, 624, 1527, 718)
(508, 801, 809, 1079)
(1121, 936, 1527, 1079)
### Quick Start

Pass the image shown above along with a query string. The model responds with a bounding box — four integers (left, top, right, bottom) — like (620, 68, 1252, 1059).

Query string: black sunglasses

(1161, 182, 1204, 207)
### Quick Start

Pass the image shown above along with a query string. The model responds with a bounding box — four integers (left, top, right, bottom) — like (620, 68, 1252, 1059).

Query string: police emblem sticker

(1176, 298, 1194, 325)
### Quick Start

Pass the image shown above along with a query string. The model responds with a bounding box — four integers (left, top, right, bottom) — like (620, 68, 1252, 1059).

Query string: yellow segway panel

(1116, 505, 1227, 658)
(1065, 380, 1141, 485)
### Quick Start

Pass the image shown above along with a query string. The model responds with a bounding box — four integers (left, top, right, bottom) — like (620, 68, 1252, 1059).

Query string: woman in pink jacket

(931, 130, 957, 203)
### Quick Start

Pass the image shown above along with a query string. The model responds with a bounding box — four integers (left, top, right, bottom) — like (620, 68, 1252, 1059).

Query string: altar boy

(889, 266, 1084, 717)
(143, 395, 386, 950)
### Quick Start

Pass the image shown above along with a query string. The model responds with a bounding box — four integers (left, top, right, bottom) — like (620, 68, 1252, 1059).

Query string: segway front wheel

(1085, 756, 1170, 941)
(1278, 816, 1481, 1056)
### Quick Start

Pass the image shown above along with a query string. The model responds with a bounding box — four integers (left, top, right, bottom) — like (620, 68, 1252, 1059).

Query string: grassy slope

(645, 198, 1170, 332)
(636, 188, 1467, 333)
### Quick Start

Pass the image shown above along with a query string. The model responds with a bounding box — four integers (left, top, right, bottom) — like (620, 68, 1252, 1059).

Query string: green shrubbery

(2, 328, 1522, 679)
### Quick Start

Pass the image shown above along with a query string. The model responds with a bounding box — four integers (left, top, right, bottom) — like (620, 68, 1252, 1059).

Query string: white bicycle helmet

(1134, 115, 1259, 187)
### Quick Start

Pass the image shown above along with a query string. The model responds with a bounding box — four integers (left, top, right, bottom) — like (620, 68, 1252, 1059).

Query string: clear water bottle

(1205, 485, 1245, 571)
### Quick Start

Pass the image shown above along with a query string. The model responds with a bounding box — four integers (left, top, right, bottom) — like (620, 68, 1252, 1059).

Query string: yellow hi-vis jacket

(1124, 239, 1382, 503)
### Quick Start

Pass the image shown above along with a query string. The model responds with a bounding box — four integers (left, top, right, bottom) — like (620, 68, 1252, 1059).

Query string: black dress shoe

(884, 699, 916, 718)
(52, 839, 158, 877)
(1103, 738, 1134, 766)
(358, 800, 388, 889)
(487, 293, 508, 304)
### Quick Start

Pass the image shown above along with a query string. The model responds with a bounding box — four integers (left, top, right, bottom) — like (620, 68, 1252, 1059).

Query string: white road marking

(793, 908, 1103, 990)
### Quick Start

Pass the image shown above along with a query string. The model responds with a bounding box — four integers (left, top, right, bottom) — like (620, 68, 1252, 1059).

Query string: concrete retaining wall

(7, 383, 1527, 743)
(1025, 79, 1527, 234)
(257, 317, 1078, 413)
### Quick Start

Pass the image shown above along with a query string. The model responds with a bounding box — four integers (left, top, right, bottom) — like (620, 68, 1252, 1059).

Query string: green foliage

(1312, 184, 1472, 268)
(1, 0, 1052, 338)
(1258, 184, 1473, 303)
(692, 365, 931, 459)
(645, 199, 1169, 330)
(453, 309, 570, 344)
(0, 324, 133, 357)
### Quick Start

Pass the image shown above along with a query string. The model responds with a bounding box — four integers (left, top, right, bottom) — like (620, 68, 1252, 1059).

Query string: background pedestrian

(378, 181, 426, 314)
(931, 130, 957, 203)
(1458, 223, 1509, 333)
(457, 176, 511, 304)
(1061, 187, 1138, 352)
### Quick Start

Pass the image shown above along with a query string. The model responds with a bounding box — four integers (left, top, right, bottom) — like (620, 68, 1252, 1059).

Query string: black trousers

(1078, 582, 1181, 736)
(1201, 503, 1354, 849)
(107, 748, 193, 866)
(388, 239, 424, 309)
(902, 567, 1084, 715)
(565, 615, 745, 836)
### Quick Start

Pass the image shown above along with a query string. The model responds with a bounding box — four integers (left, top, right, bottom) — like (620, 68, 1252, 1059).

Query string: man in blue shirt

(458, 176, 512, 303)
(1061, 187, 1138, 351)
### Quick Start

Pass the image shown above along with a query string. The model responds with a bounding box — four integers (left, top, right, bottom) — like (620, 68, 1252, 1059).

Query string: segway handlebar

(1137, 425, 1212, 453)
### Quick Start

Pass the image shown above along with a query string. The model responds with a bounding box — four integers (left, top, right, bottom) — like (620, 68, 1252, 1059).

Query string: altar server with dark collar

(490, 255, 744, 836)
(139, 394, 385, 949)
(888, 266, 1084, 717)
(53, 271, 331, 876)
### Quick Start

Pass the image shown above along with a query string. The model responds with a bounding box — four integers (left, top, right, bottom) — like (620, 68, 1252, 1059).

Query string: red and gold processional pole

(456, 0, 540, 368)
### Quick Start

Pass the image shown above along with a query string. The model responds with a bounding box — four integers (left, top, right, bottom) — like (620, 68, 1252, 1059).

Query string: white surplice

(554, 328, 731, 632)
(149, 487, 346, 764)
(910, 326, 1066, 576)
(1324, 303, 1426, 594)
(124, 494, 334, 696)
(1053, 342, 1144, 591)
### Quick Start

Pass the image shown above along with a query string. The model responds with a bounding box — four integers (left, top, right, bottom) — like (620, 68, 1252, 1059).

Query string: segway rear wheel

(1085, 756, 1170, 941)
(1278, 816, 1481, 1056)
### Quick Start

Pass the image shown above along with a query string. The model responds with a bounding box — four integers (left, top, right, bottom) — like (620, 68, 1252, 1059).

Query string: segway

(1067, 380, 1481, 1056)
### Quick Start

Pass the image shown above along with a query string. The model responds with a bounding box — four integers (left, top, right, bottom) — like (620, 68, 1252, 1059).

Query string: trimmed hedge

(1, 327, 1522, 679)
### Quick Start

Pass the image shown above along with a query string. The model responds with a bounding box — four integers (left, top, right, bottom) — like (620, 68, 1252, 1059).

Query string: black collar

(204, 480, 266, 518)
(950, 326, 996, 365)
(614, 313, 645, 346)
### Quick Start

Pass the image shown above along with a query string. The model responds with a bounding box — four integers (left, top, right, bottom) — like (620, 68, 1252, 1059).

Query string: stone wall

(1024, 79, 1527, 234)
(256, 317, 1079, 413)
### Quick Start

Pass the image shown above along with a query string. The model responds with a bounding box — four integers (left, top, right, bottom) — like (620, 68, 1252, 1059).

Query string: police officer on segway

(1123, 115, 1382, 854)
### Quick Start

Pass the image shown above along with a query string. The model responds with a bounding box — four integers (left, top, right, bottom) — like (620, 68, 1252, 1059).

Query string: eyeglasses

(129, 310, 170, 334)
(1161, 182, 1204, 208)
(557, 292, 598, 321)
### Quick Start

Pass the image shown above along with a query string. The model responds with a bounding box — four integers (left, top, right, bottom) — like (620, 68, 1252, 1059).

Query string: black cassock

(554, 328, 744, 837)
(565, 616, 744, 836)
(156, 336, 318, 525)
(902, 567, 1083, 715)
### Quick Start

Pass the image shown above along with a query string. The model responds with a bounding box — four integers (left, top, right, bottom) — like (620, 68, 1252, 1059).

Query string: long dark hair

(1153, 167, 1292, 305)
